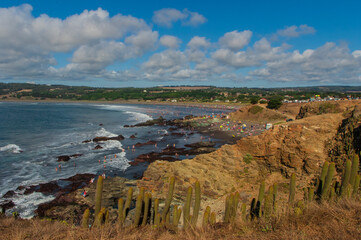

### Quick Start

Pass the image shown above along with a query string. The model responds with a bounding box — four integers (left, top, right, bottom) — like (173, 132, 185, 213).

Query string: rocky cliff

(138, 101, 361, 211)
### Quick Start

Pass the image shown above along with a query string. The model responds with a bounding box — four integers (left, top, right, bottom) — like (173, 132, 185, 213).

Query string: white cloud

(187, 36, 211, 49)
(251, 42, 361, 83)
(219, 30, 252, 51)
(143, 50, 187, 74)
(152, 8, 206, 28)
(277, 24, 316, 38)
(183, 9, 207, 26)
(160, 35, 182, 48)
(0, 4, 155, 80)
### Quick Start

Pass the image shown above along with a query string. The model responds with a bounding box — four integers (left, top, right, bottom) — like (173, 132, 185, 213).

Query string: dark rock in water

(161, 146, 186, 155)
(134, 140, 157, 147)
(93, 136, 109, 142)
(130, 152, 177, 166)
(133, 116, 167, 127)
(24, 182, 59, 195)
(82, 139, 91, 143)
(99, 123, 103, 126)
(35, 176, 136, 223)
(168, 127, 178, 131)
(185, 141, 216, 148)
(123, 124, 130, 128)
(93, 134, 124, 142)
(57, 155, 70, 162)
(2, 190, 16, 198)
(185, 147, 217, 155)
(129, 134, 136, 139)
(93, 144, 103, 150)
(0, 200, 15, 212)
(57, 154, 83, 162)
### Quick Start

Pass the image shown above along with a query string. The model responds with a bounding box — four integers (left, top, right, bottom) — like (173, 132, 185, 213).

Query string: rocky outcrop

(138, 113, 345, 202)
(57, 154, 83, 162)
(35, 177, 137, 224)
(92, 134, 124, 142)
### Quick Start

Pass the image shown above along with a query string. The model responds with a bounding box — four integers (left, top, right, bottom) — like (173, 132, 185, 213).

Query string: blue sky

(0, 0, 361, 88)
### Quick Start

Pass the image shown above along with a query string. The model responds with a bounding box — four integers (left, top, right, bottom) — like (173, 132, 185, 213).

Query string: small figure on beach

(82, 189, 87, 197)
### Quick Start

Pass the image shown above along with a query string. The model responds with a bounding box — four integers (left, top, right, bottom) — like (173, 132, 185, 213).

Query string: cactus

(258, 181, 266, 204)
(317, 161, 329, 196)
(264, 193, 273, 218)
(117, 198, 124, 226)
(224, 194, 233, 223)
(161, 176, 175, 223)
(153, 198, 159, 224)
(202, 206, 211, 227)
(154, 213, 161, 228)
(350, 154, 360, 187)
(142, 192, 151, 226)
(94, 176, 104, 217)
(273, 183, 278, 211)
(104, 209, 110, 225)
(352, 174, 360, 197)
(94, 208, 106, 228)
(133, 192, 143, 227)
(307, 187, 314, 203)
(288, 173, 296, 206)
(340, 160, 352, 197)
(191, 181, 201, 226)
(321, 162, 336, 200)
(183, 186, 193, 228)
(123, 187, 133, 221)
(241, 203, 247, 221)
(172, 205, 179, 227)
(81, 208, 90, 229)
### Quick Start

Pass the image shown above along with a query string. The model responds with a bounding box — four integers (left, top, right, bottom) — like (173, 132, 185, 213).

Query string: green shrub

(243, 153, 253, 164)
(248, 106, 264, 114)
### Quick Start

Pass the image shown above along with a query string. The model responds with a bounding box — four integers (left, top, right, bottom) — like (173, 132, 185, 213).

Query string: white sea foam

(0, 144, 22, 153)
(11, 192, 55, 219)
(107, 151, 130, 170)
(92, 104, 153, 123)
(125, 111, 152, 122)
(101, 140, 123, 150)
(95, 128, 118, 138)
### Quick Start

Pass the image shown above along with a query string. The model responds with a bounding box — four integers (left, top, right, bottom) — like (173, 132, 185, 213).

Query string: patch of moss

(243, 153, 253, 164)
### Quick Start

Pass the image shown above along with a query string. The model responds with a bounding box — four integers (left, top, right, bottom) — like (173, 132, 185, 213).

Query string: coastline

(0, 98, 245, 110)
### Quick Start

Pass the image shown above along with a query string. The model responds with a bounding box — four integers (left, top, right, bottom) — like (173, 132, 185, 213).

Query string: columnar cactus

(142, 192, 152, 226)
(161, 176, 175, 222)
(183, 186, 193, 228)
(321, 162, 336, 200)
(133, 192, 143, 226)
(350, 154, 360, 187)
(317, 161, 329, 195)
(191, 181, 201, 226)
(123, 187, 133, 221)
(288, 173, 296, 206)
(340, 159, 352, 197)
(94, 176, 104, 217)
(202, 206, 211, 227)
(81, 208, 90, 229)
(117, 198, 124, 226)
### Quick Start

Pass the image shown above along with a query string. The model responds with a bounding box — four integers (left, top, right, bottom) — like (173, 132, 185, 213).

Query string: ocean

(0, 101, 230, 218)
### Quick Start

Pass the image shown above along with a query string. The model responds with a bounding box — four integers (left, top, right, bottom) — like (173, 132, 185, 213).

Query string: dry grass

(1, 199, 360, 240)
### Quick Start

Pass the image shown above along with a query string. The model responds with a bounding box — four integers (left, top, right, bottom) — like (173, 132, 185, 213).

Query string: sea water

(0, 102, 229, 217)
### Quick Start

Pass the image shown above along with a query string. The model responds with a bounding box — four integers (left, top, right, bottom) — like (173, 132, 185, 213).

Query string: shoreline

(0, 98, 245, 110)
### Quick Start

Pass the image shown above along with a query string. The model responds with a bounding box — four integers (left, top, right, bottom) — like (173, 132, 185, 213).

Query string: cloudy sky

(1, 0, 361, 88)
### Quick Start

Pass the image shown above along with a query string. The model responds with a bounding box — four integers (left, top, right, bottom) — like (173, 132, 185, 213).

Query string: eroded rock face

(138, 113, 345, 202)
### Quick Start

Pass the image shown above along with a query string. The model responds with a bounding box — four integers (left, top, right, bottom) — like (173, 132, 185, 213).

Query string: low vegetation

(1, 154, 359, 240)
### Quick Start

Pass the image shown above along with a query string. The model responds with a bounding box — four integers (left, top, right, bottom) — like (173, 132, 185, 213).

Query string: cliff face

(138, 112, 345, 202)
